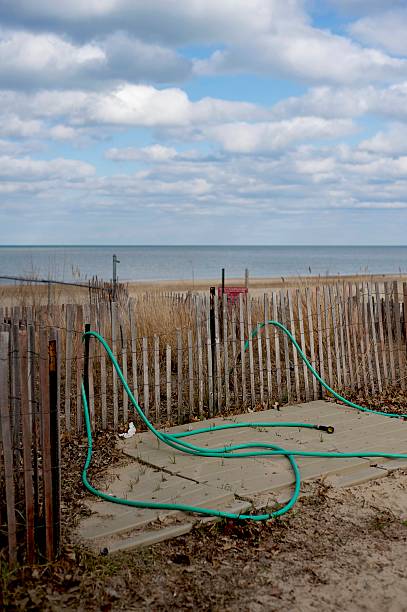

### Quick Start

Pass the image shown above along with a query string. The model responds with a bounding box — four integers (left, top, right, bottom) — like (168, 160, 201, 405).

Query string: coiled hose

(81, 324, 407, 521)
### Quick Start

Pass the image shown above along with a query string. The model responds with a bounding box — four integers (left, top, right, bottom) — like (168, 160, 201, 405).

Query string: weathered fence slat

(356, 284, 368, 390)
(384, 282, 397, 384)
(367, 283, 382, 393)
(166, 344, 172, 422)
(343, 284, 354, 390)
(154, 335, 161, 421)
(362, 283, 375, 394)
(348, 284, 360, 389)
(305, 288, 318, 399)
(20, 329, 35, 563)
(257, 322, 264, 406)
(337, 285, 348, 389)
(99, 303, 108, 429)
(129, 299, 139, 405)
(223, 294, 230, 410)
(393, 281, 405, 389)
(0, 330, 17, 566)
(297, 289, 310, 401)
(280, 290, 292, 404)
(330, 286, 342, 389)
(75, 305, 83, 431)
(120, 319, 128, 424)
(214, 295, 222, 412)
(206, 304, 214, 415)
(239, 294, 247, 406)
(316, 287, 325, 396)
(27, 322, 40, 534)
(246, 297, 256, 407)
(375, 283, 388, 385)
(11, 323, 21, 449)
(272, 292, 282, 402)
(39, 328, 54, 562)
(142, 337, 149, 418)
(176, 329, 183, 422)
(263, 294, 272, 405)
(48, 329, 61, 557)
(231, 306, 239, 405)
(187, 330, 194, 417)
(323, 286, 334, 388)
(64, 304, 74, 431)
(287, 290, 300, 401)
(111, 302, 119, 428)
(196, 305, 204, 416)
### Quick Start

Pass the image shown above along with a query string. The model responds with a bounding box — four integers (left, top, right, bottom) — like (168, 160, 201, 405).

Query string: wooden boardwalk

(77, 400, 407, 553)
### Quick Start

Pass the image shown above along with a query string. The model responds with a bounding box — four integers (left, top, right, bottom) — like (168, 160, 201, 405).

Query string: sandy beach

(1, 272, 407, 307)
(127, 272, 407, 294)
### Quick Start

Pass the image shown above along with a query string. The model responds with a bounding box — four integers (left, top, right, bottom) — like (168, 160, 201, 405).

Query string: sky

(1, 0, 407, 245)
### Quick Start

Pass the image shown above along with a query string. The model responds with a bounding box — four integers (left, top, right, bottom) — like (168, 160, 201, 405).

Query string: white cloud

(193, 6, 407, 85)
(349, 10, 407, 55)
(2, 140, 407, 244)
(205, 117, 355, 153)
(0, 85, 269, 129)
(0, 0, 300, 44)
(1, 1, 406, 87)
(48, 124, 78, 140)
(0, 114, 43, 137)
(196, 32, 407, 85)
(0, 28, 191, 88)
(106, 145, 178, 162)
(0, 155, 95, 180)
(272, 82, 407, 121)
(359, 124, 407, 156)
(0, 28, 104, 88)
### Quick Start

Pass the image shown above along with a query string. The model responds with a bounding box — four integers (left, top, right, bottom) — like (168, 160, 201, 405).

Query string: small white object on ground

(118, 422, 136, 438)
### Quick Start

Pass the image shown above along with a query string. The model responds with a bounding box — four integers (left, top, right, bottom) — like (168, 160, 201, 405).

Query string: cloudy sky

(1, 0, 407, 245)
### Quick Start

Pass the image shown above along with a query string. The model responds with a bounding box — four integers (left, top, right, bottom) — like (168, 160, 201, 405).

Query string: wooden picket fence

(1, 279, 406, 433)
(0, 325, 61, 566)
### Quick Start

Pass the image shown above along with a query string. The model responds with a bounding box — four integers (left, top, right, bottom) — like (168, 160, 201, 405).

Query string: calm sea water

(0, 246, 406, 284)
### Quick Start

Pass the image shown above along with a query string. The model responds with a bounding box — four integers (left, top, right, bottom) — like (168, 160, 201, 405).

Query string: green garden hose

(81, 323, 407, 522)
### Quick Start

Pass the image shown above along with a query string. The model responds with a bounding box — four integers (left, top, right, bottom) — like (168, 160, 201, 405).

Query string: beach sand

(1, 272, 406, 307)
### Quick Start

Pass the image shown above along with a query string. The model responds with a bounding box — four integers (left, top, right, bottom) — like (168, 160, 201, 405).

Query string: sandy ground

(102, 471, 407, 612)
(1, 272, 406, 306)
(127, 272, 407, 295)
(3, 465, 406, 611)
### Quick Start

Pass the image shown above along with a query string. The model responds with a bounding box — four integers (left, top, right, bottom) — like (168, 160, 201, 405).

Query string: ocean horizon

(1, 245, 406, 284)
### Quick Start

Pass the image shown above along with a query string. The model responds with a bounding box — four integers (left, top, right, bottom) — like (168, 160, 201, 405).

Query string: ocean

(0, 245, 406, 284)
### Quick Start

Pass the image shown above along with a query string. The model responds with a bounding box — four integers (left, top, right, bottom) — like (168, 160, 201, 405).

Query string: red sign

(218, 286, 248, 303)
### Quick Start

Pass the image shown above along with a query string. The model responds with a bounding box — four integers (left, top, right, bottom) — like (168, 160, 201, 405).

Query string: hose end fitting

(317, 425, 335, 434)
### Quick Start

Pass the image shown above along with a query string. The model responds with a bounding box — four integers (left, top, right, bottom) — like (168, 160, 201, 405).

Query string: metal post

(245, 268, 249, 289)
(84, 323, 90, 409)
(113, 254, 120, 302)
(221, 268, 225, 342)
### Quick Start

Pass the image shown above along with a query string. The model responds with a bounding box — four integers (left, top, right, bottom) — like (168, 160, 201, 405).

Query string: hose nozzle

(317, 425, 335, 434)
